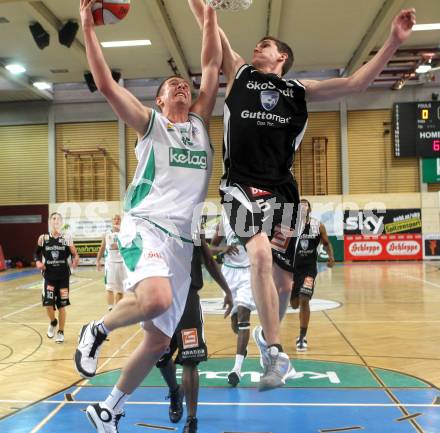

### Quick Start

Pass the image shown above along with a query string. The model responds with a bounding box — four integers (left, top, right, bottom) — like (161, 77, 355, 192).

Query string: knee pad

(238, 321, 250, 331)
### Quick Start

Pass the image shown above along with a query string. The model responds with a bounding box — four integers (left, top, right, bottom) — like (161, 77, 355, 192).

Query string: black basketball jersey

(41, 233, 71, 280)
(224, 64, 308, 187)
(189, 245, 203, 291)
(294, 218, 321, 273)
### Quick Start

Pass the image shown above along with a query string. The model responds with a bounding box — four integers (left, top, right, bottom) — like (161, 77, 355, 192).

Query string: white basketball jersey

(105, 230, 122, 262)
(124, 110, 212, 241)
(221, 209, 250, 268)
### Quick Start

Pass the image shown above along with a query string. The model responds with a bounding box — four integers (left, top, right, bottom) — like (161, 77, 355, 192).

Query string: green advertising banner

(422, 158, 440, 183)
(318, 236, 344, 262)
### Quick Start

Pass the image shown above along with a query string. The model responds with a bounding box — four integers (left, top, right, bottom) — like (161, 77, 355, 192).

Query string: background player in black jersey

(189, 0, 415, 390)
(35, 212, 80, 343)
(290, 199, 334, 352)
(156, 234, 232, 433)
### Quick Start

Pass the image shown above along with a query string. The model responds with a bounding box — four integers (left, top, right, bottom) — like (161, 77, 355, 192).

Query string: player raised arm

(303, 9, 416, 102)
(190, 3, 223, 123)
(79, 0, 151, 136)
(188, 0, 244, 86)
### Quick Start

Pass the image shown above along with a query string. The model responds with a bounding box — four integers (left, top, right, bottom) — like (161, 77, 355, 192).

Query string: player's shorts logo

(260, 90, 279, 111)
(181, 328, 198, 349)
(270, 224, 293, 253)
(303, 276, 314, 289)
(250, 187, 271, 198)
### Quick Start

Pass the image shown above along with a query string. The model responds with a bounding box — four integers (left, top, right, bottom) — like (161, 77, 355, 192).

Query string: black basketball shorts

(291, 272, 317, 299)
(220, 179, 304, 272)
(156, 288, 207, 367)
(42, 277, 70, 309)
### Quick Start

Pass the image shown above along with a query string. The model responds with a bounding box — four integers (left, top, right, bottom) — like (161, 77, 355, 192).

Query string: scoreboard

(393, 101, 440, 157)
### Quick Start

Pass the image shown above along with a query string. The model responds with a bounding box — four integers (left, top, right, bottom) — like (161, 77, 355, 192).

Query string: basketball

(92, 0, 131, 26)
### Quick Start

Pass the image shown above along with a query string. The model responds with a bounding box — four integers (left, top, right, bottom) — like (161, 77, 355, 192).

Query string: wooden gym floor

(0, 261, 439, 431)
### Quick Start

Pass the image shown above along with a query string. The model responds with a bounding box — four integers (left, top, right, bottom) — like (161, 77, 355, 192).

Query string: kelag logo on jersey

(169, 148, 207, 170)
(260, 90, 279, 111)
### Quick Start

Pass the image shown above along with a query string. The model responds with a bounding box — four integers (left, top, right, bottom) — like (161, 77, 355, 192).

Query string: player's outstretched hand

(327, 257, 335, 268)
(391, 8, 416, 45)
(80, 0, 96, 30)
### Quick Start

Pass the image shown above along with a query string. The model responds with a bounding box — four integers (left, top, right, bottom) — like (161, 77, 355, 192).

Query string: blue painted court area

(2, 386, 439, 433)
(0, 269, 39, 282)
(2, 359, 440, 432)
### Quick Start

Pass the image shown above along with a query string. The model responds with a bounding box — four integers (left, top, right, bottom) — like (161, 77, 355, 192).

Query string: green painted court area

(88, 358, 430, 389)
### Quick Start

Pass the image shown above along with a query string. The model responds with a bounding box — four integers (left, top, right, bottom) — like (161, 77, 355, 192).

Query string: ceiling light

(5, 63, 26, 74)
(413, 23, 440, 31)
(416, 64, 432, 74)
(101, 40, 151, 48)
(33, 81, 52, 90)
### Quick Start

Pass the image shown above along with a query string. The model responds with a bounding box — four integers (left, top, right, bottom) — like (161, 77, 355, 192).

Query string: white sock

(96, 318, 110, 335)
(233, 354, 245, 372)
(104, 386, 130, 413)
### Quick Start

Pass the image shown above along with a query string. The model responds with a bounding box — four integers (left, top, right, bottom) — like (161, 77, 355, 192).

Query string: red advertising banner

(344, 234, 423, 261)
(0, 245, 6, 271)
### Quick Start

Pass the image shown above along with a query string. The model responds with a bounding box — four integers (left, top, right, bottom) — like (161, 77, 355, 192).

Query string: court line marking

(2, 400, 439, 408)
(323, 311, 425, 433)
(28, 326, 142, 433)
(320, 427, 362, 433)
(136, 423, 176, 431)
(406, 275, 440, 289)
(329, 321, 440, 323)
(9, 320, 440, 326)
(0, 279, 97, 320)
(396, 413, 422, 422)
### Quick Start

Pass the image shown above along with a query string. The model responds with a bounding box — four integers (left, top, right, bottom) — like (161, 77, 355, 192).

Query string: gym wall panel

(421, 192, 440, 233)
(294, 112, 342, 195)
(56, 122, 119, 202)
(0, 204, 48, 262)
(207, 117, 224, 199)
(343, 193, 421, 209)
(0, 124, 49, 205)
(348, 110, 419, 194)
(125, 127, 138, 186)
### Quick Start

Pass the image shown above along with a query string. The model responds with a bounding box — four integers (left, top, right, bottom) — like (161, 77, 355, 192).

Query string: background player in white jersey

(290, 199, 334, 352)
(96, 214, 126, 310)
(74, 1, 222, 432)
(189, 0, 415, 390)
(211, 209, 255, 387)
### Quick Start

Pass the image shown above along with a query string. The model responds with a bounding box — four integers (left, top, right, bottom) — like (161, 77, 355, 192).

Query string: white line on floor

(28, 327, 142, 433)
(0, 280, 97, 320)
(1, 400, 438, 408)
